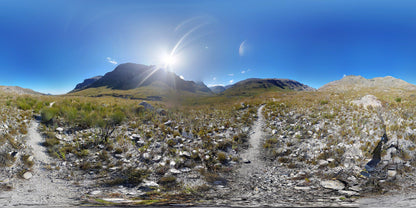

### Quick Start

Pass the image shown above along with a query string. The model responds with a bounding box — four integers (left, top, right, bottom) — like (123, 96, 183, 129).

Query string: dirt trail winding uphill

(0, 121, 79, 207)
(239, 105, 267, 177)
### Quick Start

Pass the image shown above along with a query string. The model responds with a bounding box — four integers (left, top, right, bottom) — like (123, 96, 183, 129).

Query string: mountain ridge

(318, 75, 416, 92)
(70, 63, 212, 96)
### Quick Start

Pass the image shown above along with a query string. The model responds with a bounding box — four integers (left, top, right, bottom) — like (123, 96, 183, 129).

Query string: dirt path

(0, 121, 79, 207)
(239, 105, 266, 176)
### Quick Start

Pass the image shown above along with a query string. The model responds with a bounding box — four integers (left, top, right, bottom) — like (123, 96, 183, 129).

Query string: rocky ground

(1, 92, 416, 207)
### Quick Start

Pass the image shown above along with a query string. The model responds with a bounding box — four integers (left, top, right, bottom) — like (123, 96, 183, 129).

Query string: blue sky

(1, 0, 416, 94)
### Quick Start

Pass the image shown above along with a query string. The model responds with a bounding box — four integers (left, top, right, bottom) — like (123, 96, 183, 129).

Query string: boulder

(156, 108, 167, 116)
(321, 180, 345, 190)
(139, 102, 153, 110)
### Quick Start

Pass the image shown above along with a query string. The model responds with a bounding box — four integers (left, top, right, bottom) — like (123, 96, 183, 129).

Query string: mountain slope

(0, 86, 42, 95)
(319, 75, 416, 92)
(210, 86, 226, 94)
(71, 76, 103, 92)
(222, 78, 315, 96)
(69, 63, 212, 98)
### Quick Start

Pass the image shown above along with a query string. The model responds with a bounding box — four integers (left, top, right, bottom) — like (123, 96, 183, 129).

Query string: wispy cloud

(229, 79, 234, 84)
(106, 57, 117, 65)
(239, 40, 247, 56)
(228, 73, 234, 76)
(241, 70, 246, 74)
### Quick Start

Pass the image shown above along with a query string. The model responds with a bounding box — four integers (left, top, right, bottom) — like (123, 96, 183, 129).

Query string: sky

(1, 0, 416, 94)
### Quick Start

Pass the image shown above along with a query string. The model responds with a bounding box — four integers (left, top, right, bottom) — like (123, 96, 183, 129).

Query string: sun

(162, 54, 178, 68)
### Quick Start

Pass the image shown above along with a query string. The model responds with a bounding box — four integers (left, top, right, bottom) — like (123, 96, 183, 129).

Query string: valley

(1, 73, 416, 207)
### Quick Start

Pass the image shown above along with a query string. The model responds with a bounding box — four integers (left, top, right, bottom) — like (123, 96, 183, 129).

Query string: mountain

(210, 85, 226, 94)
(319, 75, 416, 92)
(222, 78, 315, 96)
(70, 63, 212, 97)
(71, 76, 103, 92)
(0, 86, 42, 95)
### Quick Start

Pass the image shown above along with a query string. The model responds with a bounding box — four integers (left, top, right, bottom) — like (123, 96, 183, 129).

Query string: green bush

(41, 107, 58, 124)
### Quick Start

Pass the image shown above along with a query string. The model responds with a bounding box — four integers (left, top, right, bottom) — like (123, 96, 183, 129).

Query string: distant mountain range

(319, 75, 416, 92)
(70, 63, 211, 96)
(5, 63, 415, 98)
(217, 78, 315, 96)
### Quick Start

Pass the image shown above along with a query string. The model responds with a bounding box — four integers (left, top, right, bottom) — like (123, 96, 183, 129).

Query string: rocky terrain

(1, 76, 416, 207)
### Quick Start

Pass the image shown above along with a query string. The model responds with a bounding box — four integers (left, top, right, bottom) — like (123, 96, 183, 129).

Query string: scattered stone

(152, 155, 162, 162)
(294, 186, 311, 191)
(339, 190, 359, 196)
(169, 169, 181, 175)
(56, 127, 64, 133)
(23, 172, 32, 180)
(321, 180, 345, 190)
(139, 180, 159, 192)
(318, 160, 328, 166)
(179, 151, 191, 158)
(139, 102, 153, 110)
(90, 190, 102, 195)
(388, 170, 397, 178)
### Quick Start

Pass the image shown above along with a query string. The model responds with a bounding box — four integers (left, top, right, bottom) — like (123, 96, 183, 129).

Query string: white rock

(321, 180, 345, 190)
(169, 160, 176, 167)
(318, 160, 328, 166)
(339, 190, 359, 196)
(388, 170, 397, 178)
(179, 151, 191, 158)
(169, 169, 181, 174)
(23, 172, 32, 180)
(152, 155, 162, 162)
(90, 190, 102, 195)
(56, 127, 64, 133)
(294, 186, 311, 191)
(272, 129, 277, 135)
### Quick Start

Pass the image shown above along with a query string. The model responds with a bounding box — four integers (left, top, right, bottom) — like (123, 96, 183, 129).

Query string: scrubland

(1, 89, 416, 206)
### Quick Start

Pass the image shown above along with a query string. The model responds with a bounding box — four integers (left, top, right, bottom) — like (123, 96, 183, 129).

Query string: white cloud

(207, 84, 224, 87)
(228, 73, 234, 76)
(229, 79, 234, 84)
(213, 77, 217, 81)
(106, 57, 117, 65)
(239, 40, 247, 56)
(241, 70, 246, 74)
(180, 75, 184, 80)
(343, 74, 347, 78)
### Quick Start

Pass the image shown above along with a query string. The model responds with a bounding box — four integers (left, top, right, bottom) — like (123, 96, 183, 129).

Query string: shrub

(40, 107, 58, 124)
(217, 152, 227, 164)
(158, 175, 177, 190)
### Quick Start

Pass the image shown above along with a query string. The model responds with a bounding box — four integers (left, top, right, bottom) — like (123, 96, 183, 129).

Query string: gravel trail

(0, 121, 79, 207)
(239, 105, 266, 177)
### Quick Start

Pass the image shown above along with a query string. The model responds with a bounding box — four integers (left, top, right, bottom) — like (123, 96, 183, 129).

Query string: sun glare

(161, 54, 178, 69)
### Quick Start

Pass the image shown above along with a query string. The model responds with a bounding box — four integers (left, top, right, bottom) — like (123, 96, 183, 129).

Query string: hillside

(71, 76, 103, 92)
(0, 86, 42, 95)
(222, 78, 315, 96)
(69, 63, 212, 98)
(319, 75, 416, 92)
(209, 85, 227, 94)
